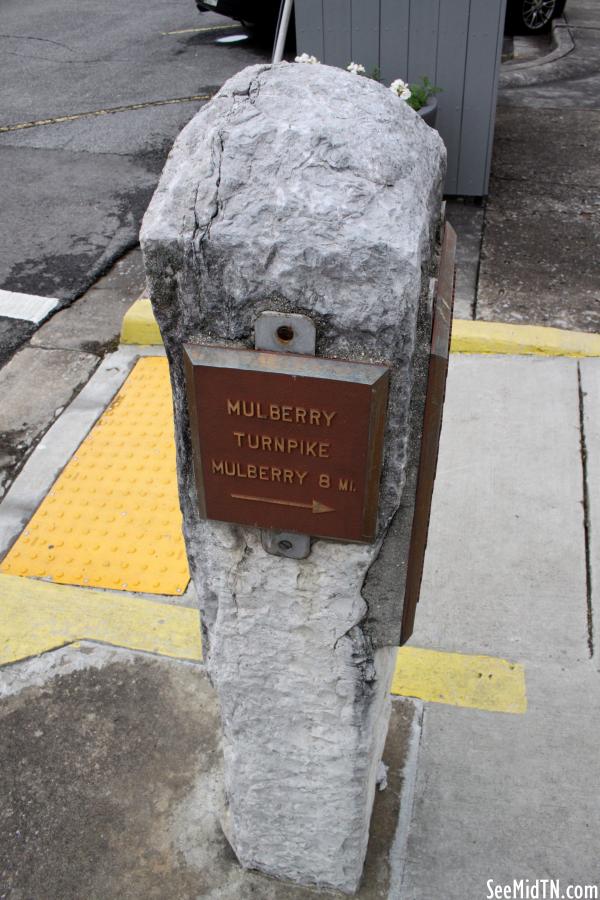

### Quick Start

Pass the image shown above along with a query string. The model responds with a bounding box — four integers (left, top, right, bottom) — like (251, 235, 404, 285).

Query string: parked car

(505, 0, 566, 34)
(195, 0, 284, 41)
(197, 0, 566, 43)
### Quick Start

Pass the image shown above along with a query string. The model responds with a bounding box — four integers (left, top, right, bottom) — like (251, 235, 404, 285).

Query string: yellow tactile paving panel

(1, 358, 190, 595)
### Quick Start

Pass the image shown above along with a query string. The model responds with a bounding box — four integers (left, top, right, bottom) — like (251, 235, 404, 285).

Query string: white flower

(295, 52, 319, 64)
(390, 78, 412, 101)
(347, 62, 365, 75)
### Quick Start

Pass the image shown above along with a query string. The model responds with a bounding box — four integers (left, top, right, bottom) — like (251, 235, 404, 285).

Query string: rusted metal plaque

(400, 222, 456, 644)
(184, 345, 390, 542)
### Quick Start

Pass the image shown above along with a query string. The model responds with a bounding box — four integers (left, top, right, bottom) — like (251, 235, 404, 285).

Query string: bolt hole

(276, 325, 294, 344)
(278, 539, 293, 552)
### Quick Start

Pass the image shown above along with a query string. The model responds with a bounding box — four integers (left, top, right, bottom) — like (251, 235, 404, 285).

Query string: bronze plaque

(184, 345, 390, 542)
(400, 221, 456, 644)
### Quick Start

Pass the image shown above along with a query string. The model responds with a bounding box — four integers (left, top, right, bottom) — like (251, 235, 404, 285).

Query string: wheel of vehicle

(507, 0, 566, 33)
(239, 9, 295, 51)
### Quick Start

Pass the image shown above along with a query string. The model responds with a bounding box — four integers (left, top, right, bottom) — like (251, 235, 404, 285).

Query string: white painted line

(216, 34, 249, 43)
(161, 24, 240, 35)
(0, 289, 60, 324)
(0, 345, 165, 559)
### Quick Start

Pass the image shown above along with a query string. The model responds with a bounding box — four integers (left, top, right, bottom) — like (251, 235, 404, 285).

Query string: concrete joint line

(577, 362, 594, 658)
(388, 701, 424, 900)
(471, 211, 486, 321)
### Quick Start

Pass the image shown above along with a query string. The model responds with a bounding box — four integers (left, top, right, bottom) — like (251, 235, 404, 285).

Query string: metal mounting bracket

(255, 311, 315, 560)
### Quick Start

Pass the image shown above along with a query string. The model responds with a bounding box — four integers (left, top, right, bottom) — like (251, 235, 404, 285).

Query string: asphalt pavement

(475, 0, 600, 330)
(0, 0, 270, 362)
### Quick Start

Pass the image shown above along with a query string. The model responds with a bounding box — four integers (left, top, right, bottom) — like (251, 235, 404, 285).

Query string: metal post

(272, 0, 294, 63)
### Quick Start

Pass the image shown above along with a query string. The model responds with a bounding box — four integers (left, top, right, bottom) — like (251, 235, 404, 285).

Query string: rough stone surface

(142, 62, 445, 892)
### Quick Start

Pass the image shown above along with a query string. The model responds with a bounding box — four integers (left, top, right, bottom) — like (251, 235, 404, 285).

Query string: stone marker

(141, 62, 447, 894)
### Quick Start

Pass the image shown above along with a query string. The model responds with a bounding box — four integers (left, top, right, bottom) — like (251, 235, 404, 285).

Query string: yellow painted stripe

(120, 297, 163, 345)
(1, 574, 525, 714)
(451, 319, 600, 358)
(392, 645, 527, 714)
(122, 301, 600, 359)
(0, 574, 201, 665)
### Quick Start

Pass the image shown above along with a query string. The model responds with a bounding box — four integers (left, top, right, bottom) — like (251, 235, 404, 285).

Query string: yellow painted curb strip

(0, 574, 201, 665)
(451, 319, 600, 358)
(121, 300, 600, 359)
(1, 574, 525, 714)
(393, 645, 527, 714)
(120, 297, 162, 345)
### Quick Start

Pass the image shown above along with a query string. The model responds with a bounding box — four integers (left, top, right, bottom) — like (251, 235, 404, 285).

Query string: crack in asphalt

(2, 49, 139, 64)
(0, 33, 75, 50)
(0, 93, 216, 134)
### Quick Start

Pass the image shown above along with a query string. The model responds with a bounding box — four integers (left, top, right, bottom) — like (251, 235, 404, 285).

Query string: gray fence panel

(407, 0, 440, 85)
(435, 0, 470, 194)
(323, 0, 352, 67)
(456, 0, 507, 194)
(484, 0, 507, 190)
(293, 0, 506, 195)
(379, 0, 409, 84)
(351, 0, 380, 73)
(294, 0, 324, 60)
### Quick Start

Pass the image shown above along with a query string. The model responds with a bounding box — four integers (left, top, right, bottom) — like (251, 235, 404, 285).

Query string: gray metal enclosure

(294, 0, 507, 196)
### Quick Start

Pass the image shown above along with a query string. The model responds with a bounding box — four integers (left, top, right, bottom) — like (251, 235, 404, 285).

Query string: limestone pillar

(141, 62, 445, 894)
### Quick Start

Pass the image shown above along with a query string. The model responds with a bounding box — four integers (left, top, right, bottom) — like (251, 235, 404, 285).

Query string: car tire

(238, 17, 276, 46)
(507, 0, 566, 34)
(239, 10, 295, 51)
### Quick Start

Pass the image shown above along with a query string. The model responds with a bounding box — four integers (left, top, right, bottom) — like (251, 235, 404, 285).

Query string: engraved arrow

(231, 494, 335, 514)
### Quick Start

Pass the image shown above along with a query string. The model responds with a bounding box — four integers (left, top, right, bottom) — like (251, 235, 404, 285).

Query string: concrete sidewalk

(403, 355, 600, 897)
(1, 341, 599, 898)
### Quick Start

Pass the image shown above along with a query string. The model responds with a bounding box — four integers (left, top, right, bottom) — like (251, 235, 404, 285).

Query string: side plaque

(184, 346, 390, 543)
(400, 221, 456, 644)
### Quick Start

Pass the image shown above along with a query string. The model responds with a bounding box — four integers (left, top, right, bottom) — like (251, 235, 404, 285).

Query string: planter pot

(418, 96, 438, 128)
